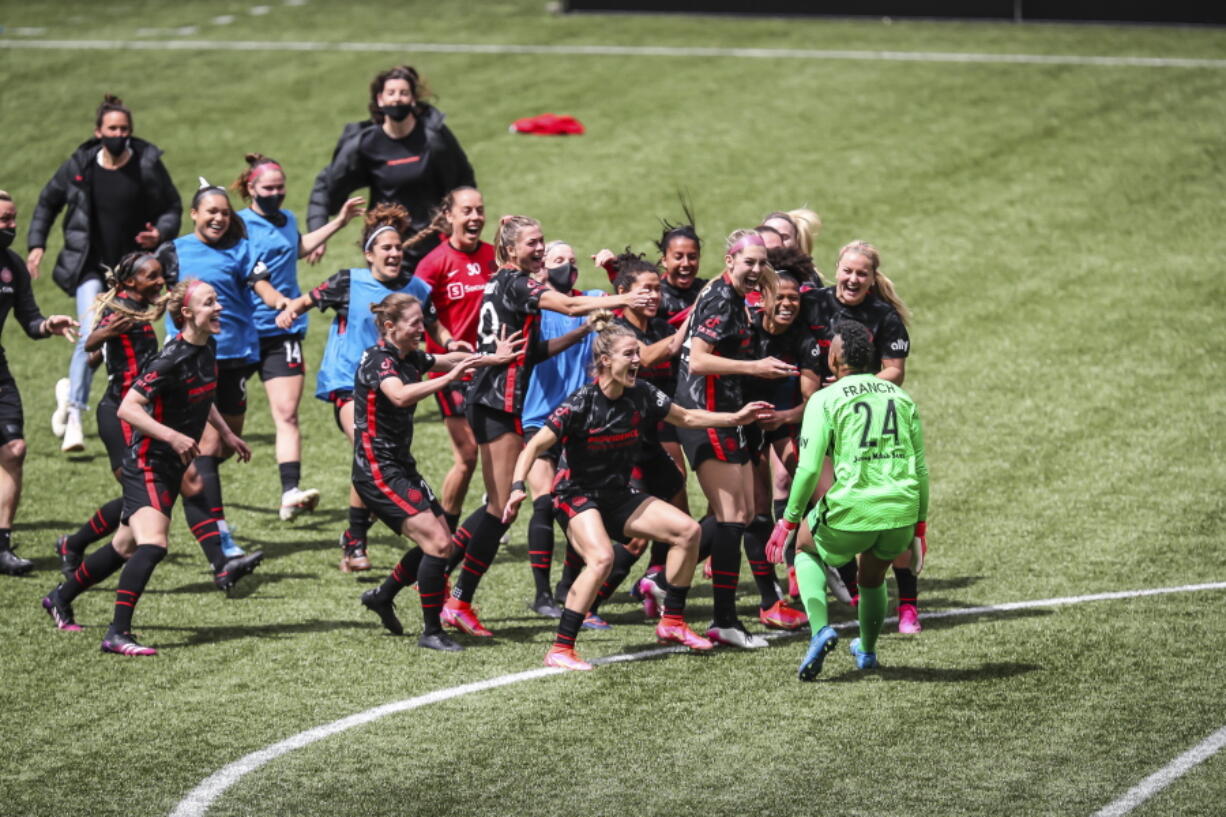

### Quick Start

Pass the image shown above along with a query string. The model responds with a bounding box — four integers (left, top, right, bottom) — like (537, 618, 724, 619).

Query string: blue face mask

(546, 262, 577, 292)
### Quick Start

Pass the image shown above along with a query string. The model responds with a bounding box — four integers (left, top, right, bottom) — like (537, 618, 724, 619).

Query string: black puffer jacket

(307, 105, 476, 233)
(26, 137, 182, 295)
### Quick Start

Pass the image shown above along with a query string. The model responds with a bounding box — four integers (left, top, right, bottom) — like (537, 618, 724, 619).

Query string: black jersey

(353, 341, 435, 472)
(613, 313, 677, 396)
(129, 335, 218, 463)
(465, 267, 548, 415)
(674, 272, 753, 411)
(747, 311, 823, 410)
(659, 277, 706, 323)
(807, 286, 910, 377)
(546, 381, 673, 495)
(0, 248, 48, 377)
(97, 294, 160, 405)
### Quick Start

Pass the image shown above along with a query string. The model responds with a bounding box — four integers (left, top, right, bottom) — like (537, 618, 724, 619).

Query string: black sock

(527, 496, 555, 597)
(60, 543, 126, 602)
(110, 545, 165, 633)
(743, 514, 780, 609)
(711, 522, 745, 627)
(278, 461, 301, 494)
(452, 510, 508, 603)
(195, 455, 225, 520)
(379, 547, 424, 600)
(697, 515, 719, 562)
(0, 528, 11, 550)
(344, 505, 371, 549)
(555, 542, 581, 602)
(63, 498, 124, 555)
(648, 540, 669, 569)
(839, 561, 859, 599)
(447, 507, 483, 573)
(662, 579, 691, 619)
(443, 511, 460, 536)
(553, 607, 585, 650)
(183, 491, 225, 571)
(594, 542, 639, 607)
(895, 566, 918, 609)
(418, 554, 447, 634)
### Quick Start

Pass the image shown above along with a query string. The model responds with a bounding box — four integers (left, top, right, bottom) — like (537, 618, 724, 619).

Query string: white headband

(364, 225, 398, 252)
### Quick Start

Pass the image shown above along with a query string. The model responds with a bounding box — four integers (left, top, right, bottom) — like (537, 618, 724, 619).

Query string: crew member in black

(440, 215, 651, 638)
(656, 217, 706, 325)
(307, 64, 475, 266)
(503, 323, 771, 670)
(44, 280, 253, 656)
(674, 229, 796, 649)
(355, 293, 520, 650)
(0, 192, 77, 575)
(26, 94, 181, 454)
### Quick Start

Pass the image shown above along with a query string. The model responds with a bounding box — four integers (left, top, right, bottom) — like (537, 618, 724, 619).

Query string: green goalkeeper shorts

(809, 521, 914, 568)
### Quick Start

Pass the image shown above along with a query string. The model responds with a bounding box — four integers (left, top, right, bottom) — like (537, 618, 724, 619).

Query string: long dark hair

(368, 64, 433, 123)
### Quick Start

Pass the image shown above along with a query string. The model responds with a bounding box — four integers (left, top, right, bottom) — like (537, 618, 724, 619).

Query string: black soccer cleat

(528, 591, 563, 619)
(213, 550, 265, 592)
(42, 586, 82, 631)
(360, 588, 404, 635)
(0, 546, 33, 576)
(100, 629, 157, 656)
(55, 535, 82, 580)
(418, 631, 464, 652)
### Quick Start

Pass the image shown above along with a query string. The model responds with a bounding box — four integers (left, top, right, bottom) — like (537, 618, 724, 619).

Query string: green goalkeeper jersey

(784, 373, 929, 532)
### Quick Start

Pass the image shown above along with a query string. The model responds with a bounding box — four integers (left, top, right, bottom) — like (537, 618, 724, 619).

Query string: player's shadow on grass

(826, 661, 1039, 683)
(158, 570, 317, 596)
(142, 618, 369, 649)
(15, 519, 78, 533)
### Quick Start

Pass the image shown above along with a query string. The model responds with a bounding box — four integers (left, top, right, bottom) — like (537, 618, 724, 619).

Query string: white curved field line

(1, 39, 1224, 69)
(1092, 725, 1226, 817)
(171, 580, 1226, 817)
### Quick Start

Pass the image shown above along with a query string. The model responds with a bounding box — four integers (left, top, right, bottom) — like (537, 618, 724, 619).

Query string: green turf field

(2, 2, 1225, 816)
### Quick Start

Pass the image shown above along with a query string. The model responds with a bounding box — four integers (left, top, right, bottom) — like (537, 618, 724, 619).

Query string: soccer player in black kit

(503, 323, 772, 670)
(440, 215, 652, 638)
(353, 293, 521, 651)
(0, 191, 78, 575)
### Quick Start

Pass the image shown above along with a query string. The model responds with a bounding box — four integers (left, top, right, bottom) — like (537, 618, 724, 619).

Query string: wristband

(510, 480, 526, 494)
(915, 521, 926, 537)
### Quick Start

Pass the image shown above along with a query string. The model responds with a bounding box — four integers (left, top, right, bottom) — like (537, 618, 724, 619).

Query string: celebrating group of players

(0, 65, 928, 678)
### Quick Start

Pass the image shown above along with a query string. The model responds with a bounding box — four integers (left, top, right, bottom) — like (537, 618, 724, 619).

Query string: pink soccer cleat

(544, 646, 593, 671)
(441, 599, 493, 637)
(897, 603, 921, 634)
(656, 617, 714, 650)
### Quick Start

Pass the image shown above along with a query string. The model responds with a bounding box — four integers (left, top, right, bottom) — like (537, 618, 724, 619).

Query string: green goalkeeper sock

(858, 581, 887, 654)
(794, 550, 830, 631)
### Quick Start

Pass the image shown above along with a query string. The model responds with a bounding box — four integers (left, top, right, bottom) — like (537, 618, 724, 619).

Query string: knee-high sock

(195, 455, 225, 521)
(697, 515, 719, 562)
(527, 496, 555, 597)
(555, 542, 581, 602)
(794, 549, 830, 631)
(590, 543, 641, 613)
(378, 547, 424, 600)
(858, 581, 887, 654)
(110, 545, 165, 633)
(742, 514, 780, 608)
(62, 498, 123, 556)
(894, 566, 918, 609)
(59, 543, 126, 602)
(710, 522, 745, 627)
(417, 554, 447, 634)
(452, 510, 508, 603)
(182, 491, 225, 571)
(447, 507, 482, 573)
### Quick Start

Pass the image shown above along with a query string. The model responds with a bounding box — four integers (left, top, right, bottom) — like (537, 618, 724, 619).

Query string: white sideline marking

(1092, 726, 1226, 817)
(0, 38, 1223, 69)
(170, 580, 1226, 817)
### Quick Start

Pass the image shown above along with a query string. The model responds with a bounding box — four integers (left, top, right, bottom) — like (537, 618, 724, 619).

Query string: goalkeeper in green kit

(765, 320, 928, 679)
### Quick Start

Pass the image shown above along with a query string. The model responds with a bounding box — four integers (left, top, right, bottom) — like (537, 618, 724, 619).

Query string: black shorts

(434, 377, 468, 418)
(0, 376, 23, 444)
(655, 420, 679, 445)
(96, 397, 133, 473)
(352, 461, 443, 535)
(677, 424, 750, 469)
(120, 454, 186, 523)
(466, 402, 522, 445)
(555, 488, 653, 543)
(631, 443, 686, 500)
(258, 334, 306, 382)
(217, 360, 259, 415)
(329, 390, 354, 433)
(764, 421, 799, 447)
(524, 424, 563, 463)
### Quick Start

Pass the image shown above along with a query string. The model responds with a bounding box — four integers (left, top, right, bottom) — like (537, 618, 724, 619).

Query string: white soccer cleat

(705, 621, 769, 649)
(279, 487, 321, 521)
(51, 377, 70, 437)
(61, 408, 84, 452)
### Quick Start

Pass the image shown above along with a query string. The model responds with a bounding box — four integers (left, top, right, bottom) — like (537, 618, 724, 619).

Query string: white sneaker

(61, 408, 84, 452)
(705, 621, 769, 649)
(279, 486, 321, 521)
(51, 378, 70, 437)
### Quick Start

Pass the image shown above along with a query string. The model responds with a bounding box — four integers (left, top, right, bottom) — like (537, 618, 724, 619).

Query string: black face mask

(546, 262, 577, 292)
(102, 136, 129, 157)
(254, 193, 285, 214)
(381, 104, 414, 123)
(0, 228, 14, 251)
